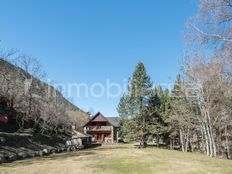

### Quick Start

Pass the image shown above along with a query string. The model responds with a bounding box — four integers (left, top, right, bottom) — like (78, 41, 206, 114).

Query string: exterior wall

(111, 126, 114, 143)
(83, 113, 120, 143)
(113, 127, 119, 143)
(84, 124, 119, 143)
(84, 121, 111, 142)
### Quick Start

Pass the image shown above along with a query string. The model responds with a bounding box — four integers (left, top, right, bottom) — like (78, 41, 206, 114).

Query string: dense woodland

(118, 0, 232, 159)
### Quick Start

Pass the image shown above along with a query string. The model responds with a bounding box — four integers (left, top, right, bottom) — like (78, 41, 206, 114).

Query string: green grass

(93, 145, 232, 174)
(1, 144, 232, 174)
(96, 157, 153, 174)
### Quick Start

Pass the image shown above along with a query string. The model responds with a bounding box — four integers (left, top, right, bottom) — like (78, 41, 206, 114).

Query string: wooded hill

(0, 58, 89, 137)
(0, 59, 89, 160)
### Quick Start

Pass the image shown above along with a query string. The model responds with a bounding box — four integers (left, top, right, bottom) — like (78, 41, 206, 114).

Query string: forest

(117, 0, 232, 159)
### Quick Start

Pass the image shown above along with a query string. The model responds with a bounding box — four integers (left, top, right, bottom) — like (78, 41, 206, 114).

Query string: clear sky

(0, 0, 198, 117)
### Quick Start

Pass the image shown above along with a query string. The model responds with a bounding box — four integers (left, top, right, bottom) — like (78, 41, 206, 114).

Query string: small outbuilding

(71, 130, 92, 147)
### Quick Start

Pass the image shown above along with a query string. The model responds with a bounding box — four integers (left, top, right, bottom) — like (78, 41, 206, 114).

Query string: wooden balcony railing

(86, 126, 111, 131)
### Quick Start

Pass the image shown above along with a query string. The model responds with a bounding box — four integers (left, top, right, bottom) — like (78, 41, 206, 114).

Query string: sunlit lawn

(1, 144, 232, 174)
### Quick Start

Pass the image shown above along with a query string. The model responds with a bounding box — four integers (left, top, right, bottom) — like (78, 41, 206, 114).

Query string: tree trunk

(225, 125, 231, 159)
(139, 137, 146, 148)
(179, 129, 185, 152)
(156, 136, 160, 148)
(202, 123, 210, 156)
(170, 138, 173, 150)
(206, 108, 217, 157)
(185, 128, 190, 152)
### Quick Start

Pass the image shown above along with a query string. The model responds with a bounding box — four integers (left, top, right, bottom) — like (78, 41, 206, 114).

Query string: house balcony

(85, 126, 112, 132)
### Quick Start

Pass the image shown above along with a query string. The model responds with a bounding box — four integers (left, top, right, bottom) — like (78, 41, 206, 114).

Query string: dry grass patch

(0, 144, 232, 174)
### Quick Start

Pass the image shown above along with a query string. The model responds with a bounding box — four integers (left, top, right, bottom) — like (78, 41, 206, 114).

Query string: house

(83, 112, 120, 143)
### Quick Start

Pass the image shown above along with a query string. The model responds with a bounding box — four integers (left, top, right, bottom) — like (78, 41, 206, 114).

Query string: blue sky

(0, 0, 197, 116)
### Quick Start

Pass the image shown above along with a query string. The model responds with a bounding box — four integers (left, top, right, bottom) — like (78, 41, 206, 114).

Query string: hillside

(0, 59, 86, 112)
(0, 59, 89, 163)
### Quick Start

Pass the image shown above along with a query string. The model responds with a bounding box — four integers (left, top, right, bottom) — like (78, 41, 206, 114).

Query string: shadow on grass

(92, 145, 130, 152)
(1, 151, 96, 168)
(1, 144, 131, 168)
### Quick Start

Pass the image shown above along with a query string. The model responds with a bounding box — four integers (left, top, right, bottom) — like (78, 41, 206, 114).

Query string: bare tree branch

(191, 24, 232, 42)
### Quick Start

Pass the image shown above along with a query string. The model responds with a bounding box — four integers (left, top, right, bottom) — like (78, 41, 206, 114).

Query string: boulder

(57, 148, 64, 153)
(6, 154, 17, 162)
(42, 149, 49, 155)
(50, 148, 57, 154)
(66, 147, 71, 152)
(17, 152, 29, 159)
(55, 148, 59, 153)
(0, 156, 6, 164)
(60, 147, 65, 152)
(27, 151, 37, 158)
(39, 151, 44, 157)
(34, 151, 41, 157)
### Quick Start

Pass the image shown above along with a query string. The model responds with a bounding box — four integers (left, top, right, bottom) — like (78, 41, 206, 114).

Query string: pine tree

(118, 62, 153, 147)
(129, 62, 152, 114)
(131, 62, 153, 147)
(117, 93, 130, 120)
(146, 89, 163, 147)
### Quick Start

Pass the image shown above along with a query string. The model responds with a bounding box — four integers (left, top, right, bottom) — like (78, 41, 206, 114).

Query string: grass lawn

(0, 144, 232, 174)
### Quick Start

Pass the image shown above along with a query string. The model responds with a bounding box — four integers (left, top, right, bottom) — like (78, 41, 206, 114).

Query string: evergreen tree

(117, 62, 153, 148)
(129, 62, 152, 114)
(145, 87, 171, 147)
(117, 93, 130, 120)
(117, 62, 173, 148)
(159, 88, 172, 146)
(130, 62, 153, 147)
(169, 74, 198, 152)
(146, 89, 163, 147)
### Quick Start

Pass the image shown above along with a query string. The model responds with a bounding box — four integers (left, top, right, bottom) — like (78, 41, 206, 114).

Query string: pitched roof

(83, 112, 120, 127)
(72, 130, 92, 139)
(106, 117, 120, 127)
(92, 112, 108, 122)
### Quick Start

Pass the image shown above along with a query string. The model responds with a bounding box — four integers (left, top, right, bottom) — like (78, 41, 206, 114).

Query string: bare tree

(0, 49, 89, 138)
(14, 54, 46, 80)
(170, 75, 199, 152)
(181, 55, 232, 157)
(182, 0, 232, 158)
